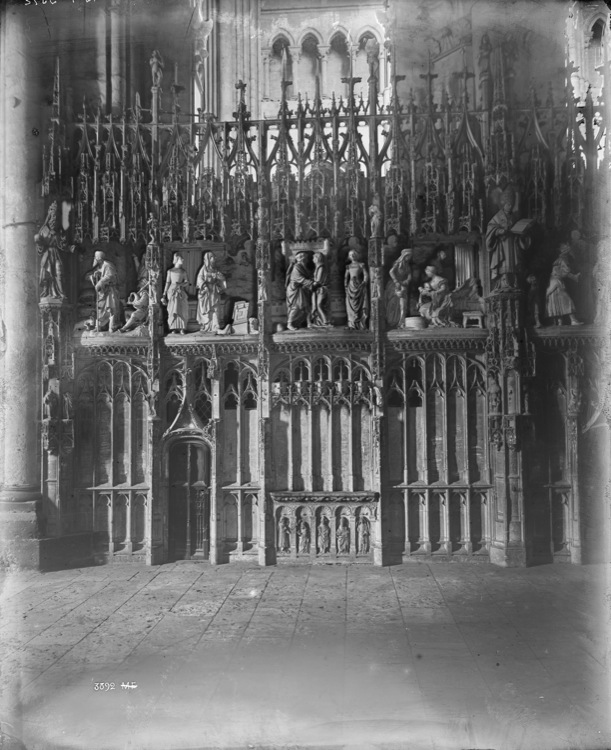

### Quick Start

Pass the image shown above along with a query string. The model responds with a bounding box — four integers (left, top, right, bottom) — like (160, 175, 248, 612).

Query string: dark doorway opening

(168, 441, 210, 561)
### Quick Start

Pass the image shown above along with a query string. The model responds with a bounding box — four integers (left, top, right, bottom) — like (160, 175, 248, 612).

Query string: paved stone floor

(0, 561, 609, 750)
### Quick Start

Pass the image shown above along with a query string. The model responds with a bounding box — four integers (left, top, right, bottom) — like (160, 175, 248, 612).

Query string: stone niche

(163, 240, 256, 332)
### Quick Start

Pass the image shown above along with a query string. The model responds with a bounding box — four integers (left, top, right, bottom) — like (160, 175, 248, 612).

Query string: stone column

(0, 6, 44, 566)
(368, 237, 386, 565)
(486, 290, 529, 567)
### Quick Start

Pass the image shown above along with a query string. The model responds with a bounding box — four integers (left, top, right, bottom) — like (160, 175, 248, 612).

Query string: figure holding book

(486, 187, 533, 289)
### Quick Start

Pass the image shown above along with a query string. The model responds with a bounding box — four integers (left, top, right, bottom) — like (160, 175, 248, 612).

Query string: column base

(1, 491, 93, 570)
(258, 544, 276, 566)
(0, 487, 42, 503)
(489, 541, 527, 567)
(373, 544, 386, 566)
(0, 498, 42, 569)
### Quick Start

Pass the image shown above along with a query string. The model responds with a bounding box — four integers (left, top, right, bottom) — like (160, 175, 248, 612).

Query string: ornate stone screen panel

(221, 360, 259, 487)
(385, 351, 490, 560)
(271, 355, 375, 494)
(72, 357, 150, 559)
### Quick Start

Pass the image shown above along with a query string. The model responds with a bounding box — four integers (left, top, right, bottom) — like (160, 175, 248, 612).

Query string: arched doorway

(168, 440, 211, 561)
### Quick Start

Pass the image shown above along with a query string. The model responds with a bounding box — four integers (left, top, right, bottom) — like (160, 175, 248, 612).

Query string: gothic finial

(420, 50, 438, 112)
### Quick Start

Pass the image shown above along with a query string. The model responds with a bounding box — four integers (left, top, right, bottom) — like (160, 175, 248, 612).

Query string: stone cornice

(270, 492, 379, 504)
(386, 328, 488, 351)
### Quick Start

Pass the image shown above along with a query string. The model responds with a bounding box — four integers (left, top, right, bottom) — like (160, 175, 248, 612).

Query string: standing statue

(278, 517, 291, 553)
(387, 248, 416, 328)
(286, 251, 314, 331)
(357, 517, 370, 555)
(336, 519, 350, 554)
(488, 375, 502, 414)
(310, 252, 331, 327)
(89, 251, 121, 332)
(318, 517, 331, 554)
(43, 387, 59, 420)
(365, 36, 380, 69)
(368, 194, 383, 238)
(418, 265, 452, 326)
(344, 250, 370, 330)
(297, 520, 311, 554)
(150, 50, 164, 87)
(196, 253, 227, 332)
(161, 253, 189, 334)
(35, 201, 74, 300)
(545, 244, 582, 326)
(486, 187, 531, 288)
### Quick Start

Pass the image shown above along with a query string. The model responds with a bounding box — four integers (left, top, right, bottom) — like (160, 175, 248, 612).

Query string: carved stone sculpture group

(277, 514, 371, 556)
(37, 180, 592, 335)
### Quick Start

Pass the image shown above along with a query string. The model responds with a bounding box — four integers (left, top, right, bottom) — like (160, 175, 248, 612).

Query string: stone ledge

(270, 492, 378, 504)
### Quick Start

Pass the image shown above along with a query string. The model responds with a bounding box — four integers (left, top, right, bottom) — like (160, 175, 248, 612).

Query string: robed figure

(196, 253, 227, 332)
(161, 253, 189, 334)
(486, 188, 530, 287)
(36, 201, 74, 300)
(418, 265, 452, 327)
(386, 248, 416, 328)
(344, 250, 369, 330)
(310, 252, 331, 327)
(90, 251, 121, 332)
(546, 245, 582, 326)
(286, 251, 314, 330)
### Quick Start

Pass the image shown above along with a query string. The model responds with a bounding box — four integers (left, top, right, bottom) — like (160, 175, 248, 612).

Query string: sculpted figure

(121, 257, 150, 333)
(357, 517, 370, 554)
(196, 253, 227, 332)
(387, 248, 416, 328)
(337, 519, 350, 554)
(418, 265, 452, 326)
(121, 286, 149, 334)
(297, 520, 311, 554)
(344, 250, 370, 330)
(43, 387, 59, 420)
(36, 201, 74, 300)
(486, 187, 531, 288)
(90, 251, 121, 332)
(161, 253, 189, 334)
(369, 194, 383, 238)
(310, 252, 331, 327)
(278, 517, 291, 553)
(286, 251, 314, 330)
(150, 50, 164, 87)
(488, 375, 502, 414)
(318, 517, 331, 554)
(545, 244, 582, 326)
